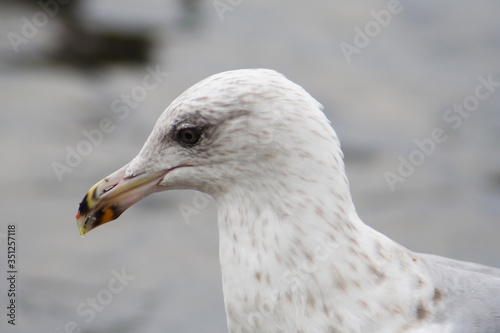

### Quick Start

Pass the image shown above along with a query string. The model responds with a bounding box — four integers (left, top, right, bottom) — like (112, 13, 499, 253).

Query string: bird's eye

(177, 128, 201, 145)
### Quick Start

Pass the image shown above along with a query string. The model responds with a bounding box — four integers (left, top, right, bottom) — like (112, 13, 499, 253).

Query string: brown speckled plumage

(77, 69, 500, 332)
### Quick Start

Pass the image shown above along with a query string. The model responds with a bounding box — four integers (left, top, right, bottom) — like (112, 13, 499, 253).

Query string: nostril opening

(103, 184, 117, 193)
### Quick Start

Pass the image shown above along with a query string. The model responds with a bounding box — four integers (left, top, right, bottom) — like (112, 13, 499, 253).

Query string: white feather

(128, 69, 500, 332)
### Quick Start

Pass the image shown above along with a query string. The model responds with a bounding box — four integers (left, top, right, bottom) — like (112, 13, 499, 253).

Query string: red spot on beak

(75, 213, 81, 219)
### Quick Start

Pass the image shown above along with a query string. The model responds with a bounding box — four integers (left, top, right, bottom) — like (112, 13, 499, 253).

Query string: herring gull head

(77, 68, 349, 233)
(76, 68, 500, 333)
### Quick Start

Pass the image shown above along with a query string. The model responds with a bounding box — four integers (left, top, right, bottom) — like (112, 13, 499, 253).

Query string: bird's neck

(215, 177, 435, 332)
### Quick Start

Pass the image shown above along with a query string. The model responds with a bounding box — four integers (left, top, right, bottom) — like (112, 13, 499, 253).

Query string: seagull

(76, 69, 500, 332)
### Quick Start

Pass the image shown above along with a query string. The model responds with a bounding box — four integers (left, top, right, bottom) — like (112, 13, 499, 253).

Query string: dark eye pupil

(179, 128, 199, 144)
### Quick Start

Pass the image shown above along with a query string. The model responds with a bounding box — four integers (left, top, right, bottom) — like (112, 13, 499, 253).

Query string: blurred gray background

(0, 0, 499, 332)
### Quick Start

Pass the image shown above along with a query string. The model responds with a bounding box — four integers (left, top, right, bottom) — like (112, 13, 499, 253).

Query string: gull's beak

(76, 164, 166, 236)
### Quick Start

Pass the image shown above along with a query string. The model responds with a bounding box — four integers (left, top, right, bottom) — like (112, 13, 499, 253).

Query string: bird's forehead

(156, 69, 318, 129)
(164, 86, 276, 124)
